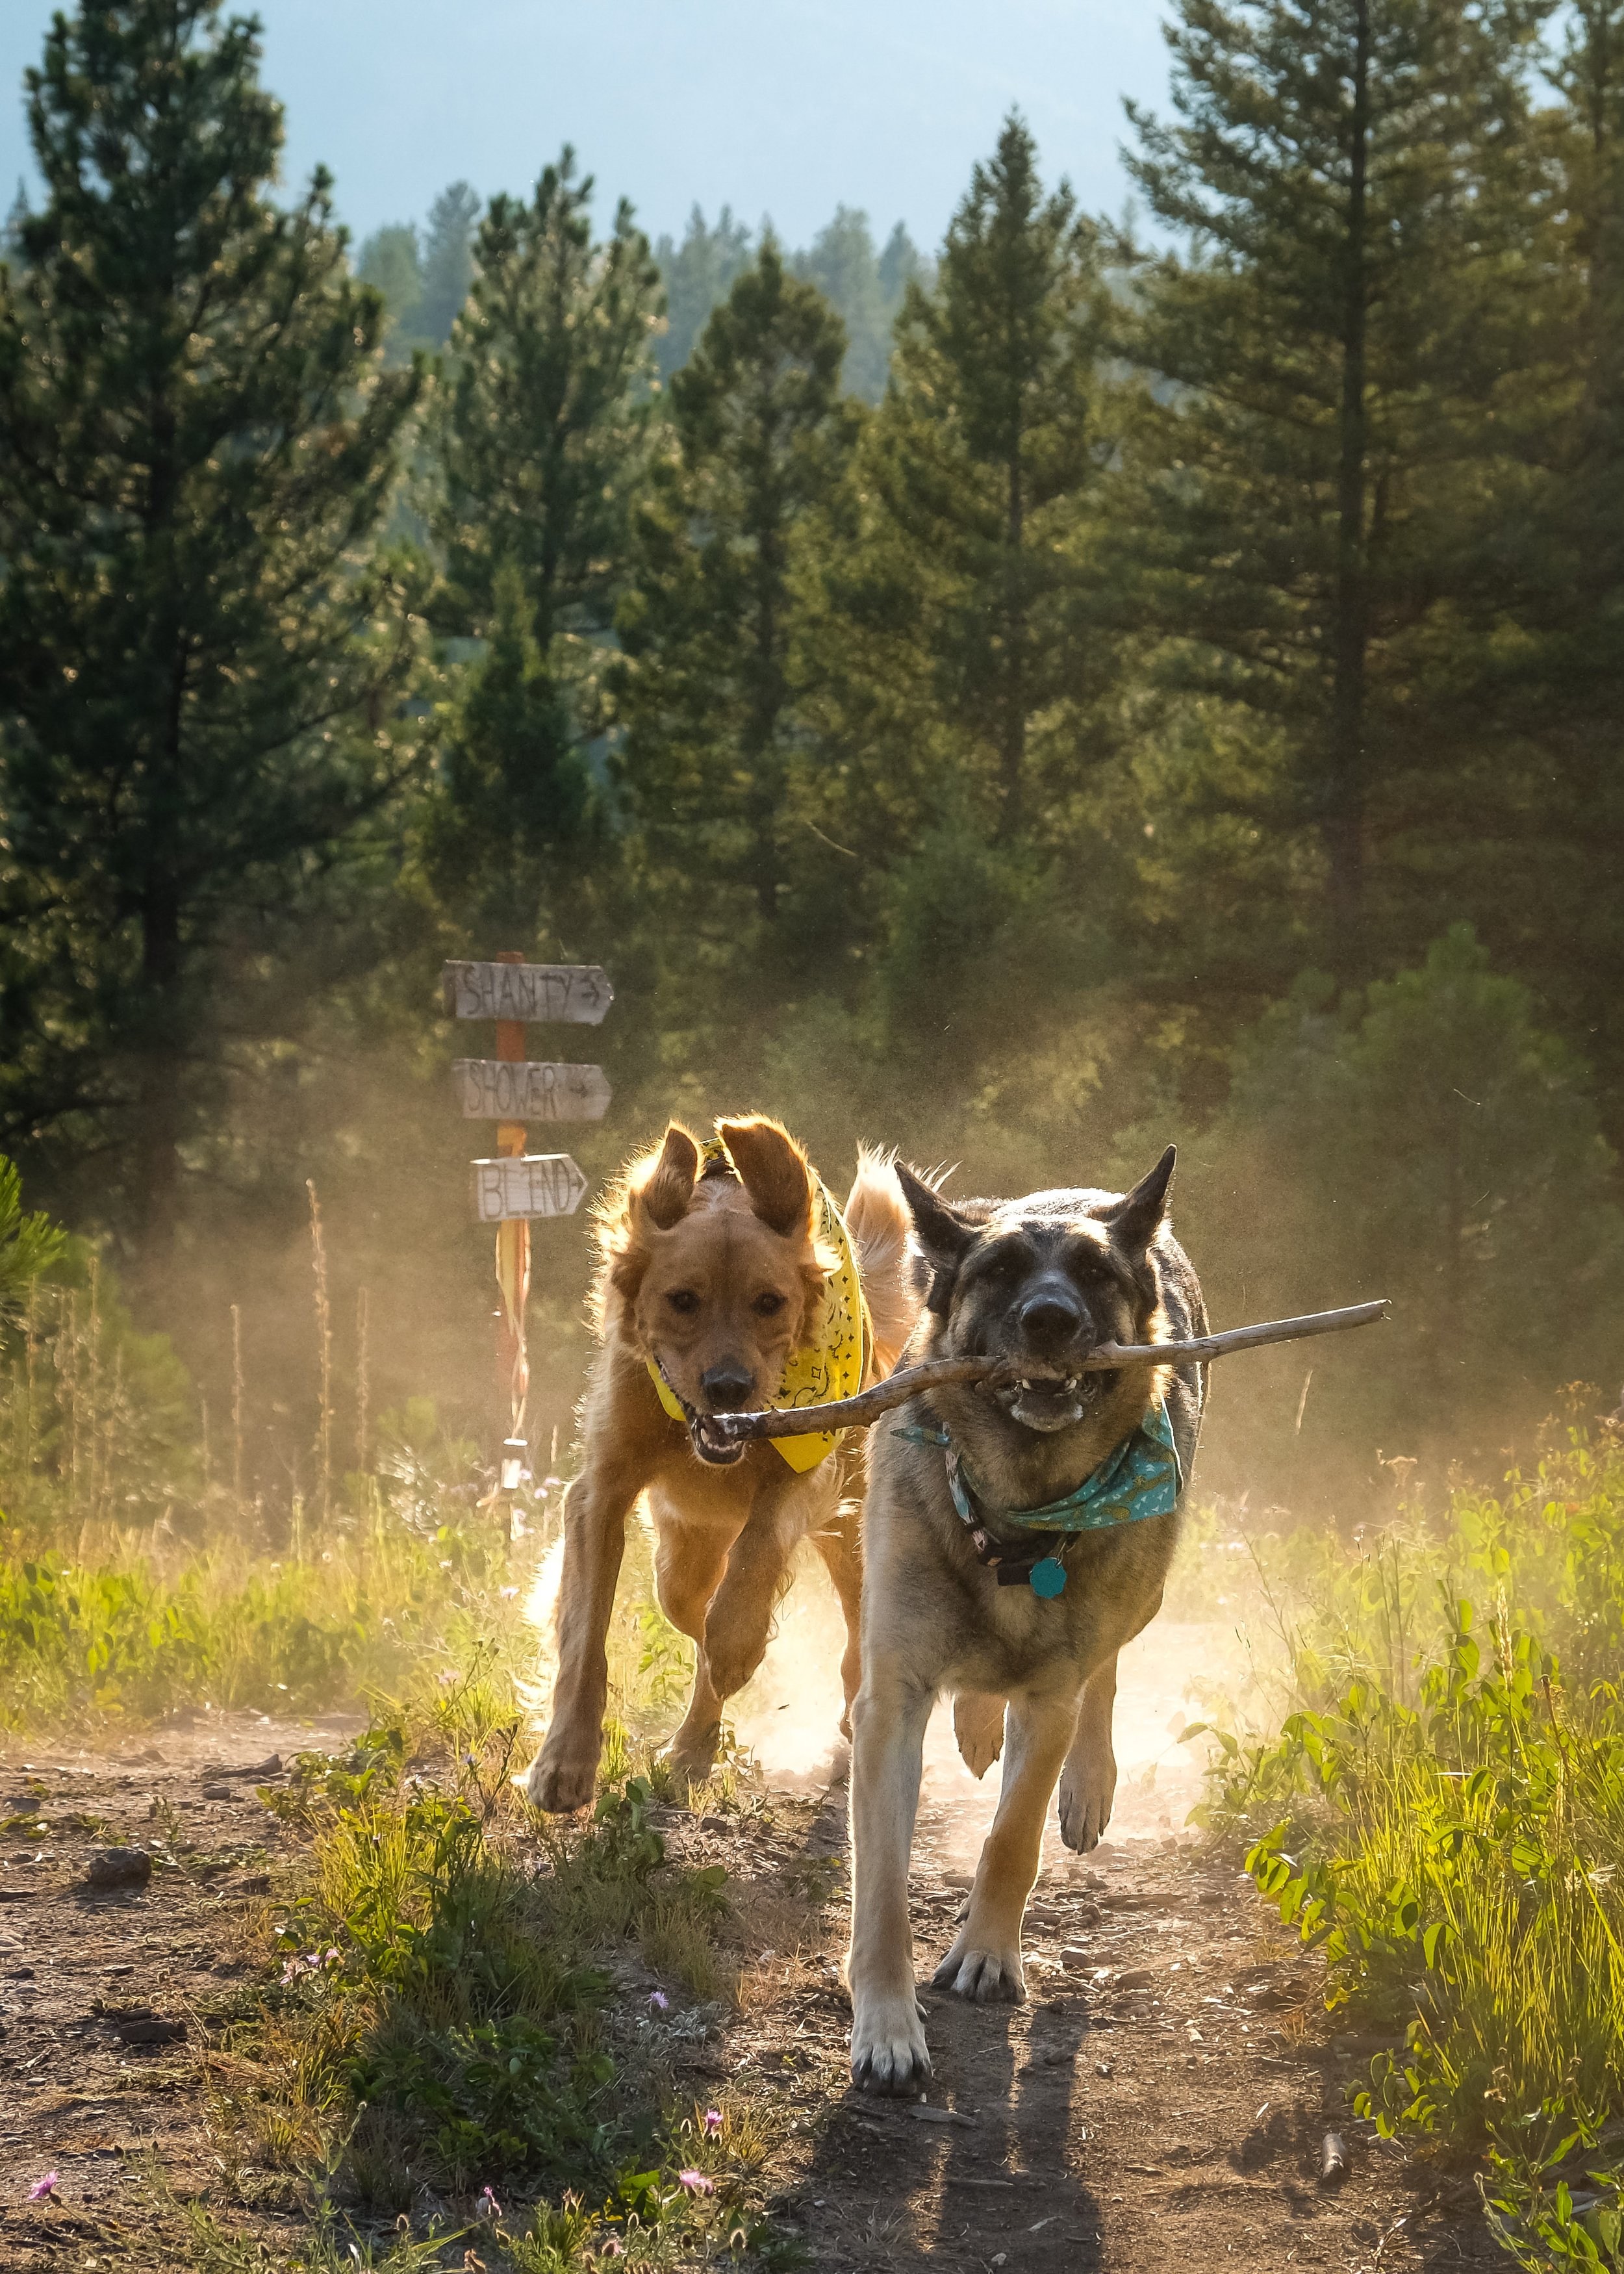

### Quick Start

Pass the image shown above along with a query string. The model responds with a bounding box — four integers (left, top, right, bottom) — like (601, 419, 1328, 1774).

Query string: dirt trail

(0, 1641, 1499, 2271)
(721, 1621, 1501, 2272)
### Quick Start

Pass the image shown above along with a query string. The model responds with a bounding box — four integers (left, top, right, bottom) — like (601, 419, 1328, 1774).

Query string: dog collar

(646, 1135, 871, 1473)
(893, 1404, 1182, 1597)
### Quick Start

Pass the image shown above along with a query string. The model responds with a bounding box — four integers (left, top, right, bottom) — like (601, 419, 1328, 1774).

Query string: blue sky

(0, 1, 1173, 253)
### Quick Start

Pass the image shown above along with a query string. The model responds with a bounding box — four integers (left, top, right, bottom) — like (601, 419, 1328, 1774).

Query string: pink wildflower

(27, 2172, 57, 2202)
(647, 1989, 668, 2012)
(677, 2169, 715, 2195)
(702, 2108, 722, 2134)
(479, 2184, 501, 2219)
(499, 1585, 518, 1600)
(598, 2242, 624, 2260)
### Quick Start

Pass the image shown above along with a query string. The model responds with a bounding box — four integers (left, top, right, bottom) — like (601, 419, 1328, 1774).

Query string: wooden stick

(705, 1299, 1390, 1446)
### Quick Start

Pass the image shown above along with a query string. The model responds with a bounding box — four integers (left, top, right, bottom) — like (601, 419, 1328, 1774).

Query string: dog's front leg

(1058, 1651, 1120, 1853)
(847, 1661, 934, 2094)
(934, 1689, 1078, 2004)
(699, 1492, 801, 1702)
(522, 1460, 642, 1813)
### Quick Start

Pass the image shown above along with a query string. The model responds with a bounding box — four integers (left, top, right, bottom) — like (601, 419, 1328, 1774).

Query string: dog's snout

(700, 1361, 755, 1412)
(1019, 1289, 1087, 1346)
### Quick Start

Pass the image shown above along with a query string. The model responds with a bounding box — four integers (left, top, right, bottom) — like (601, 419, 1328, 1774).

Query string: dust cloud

(720, 1543, 1254, 1870)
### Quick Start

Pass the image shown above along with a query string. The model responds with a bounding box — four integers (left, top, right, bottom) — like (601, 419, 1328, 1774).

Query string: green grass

(0, 1518, 539, 1728)
(1197, 1420, 1624, 2266)
(212, 1667, 791, 2269)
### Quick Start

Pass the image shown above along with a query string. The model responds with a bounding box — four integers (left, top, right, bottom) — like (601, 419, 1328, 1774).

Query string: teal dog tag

(1030, 1557, 1067, 1599)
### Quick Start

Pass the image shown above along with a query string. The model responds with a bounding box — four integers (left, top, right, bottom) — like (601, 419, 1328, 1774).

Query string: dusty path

(724, 1620, 1501, 2273)
(0, 1633, 1499, 2271)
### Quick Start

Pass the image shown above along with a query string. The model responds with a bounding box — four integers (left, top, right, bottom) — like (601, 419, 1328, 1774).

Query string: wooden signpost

(471, 1154, 590, 1221)
(453, 1059, 611, 1124)
(445, 951, 613, 1489)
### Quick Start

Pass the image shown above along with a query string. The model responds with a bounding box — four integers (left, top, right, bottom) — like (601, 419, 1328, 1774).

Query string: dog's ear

(896, 1164, 978, 1315)
(637, 1124, 701, 1230)
(717, 1116, 812, 1238)
(1100, 1145, 1176, 1253)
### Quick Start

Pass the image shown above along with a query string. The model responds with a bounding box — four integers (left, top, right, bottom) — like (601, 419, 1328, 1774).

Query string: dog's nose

(1019, 1292, 1086, 1346)
(700, 1362, 755, 1411)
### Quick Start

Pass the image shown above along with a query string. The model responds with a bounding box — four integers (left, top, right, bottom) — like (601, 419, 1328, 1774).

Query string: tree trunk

(1326, 0, 1371, 978)
(996, 437, 1026, 843)
(746, 467, 786, 926)
(135, 855, 184, 1252)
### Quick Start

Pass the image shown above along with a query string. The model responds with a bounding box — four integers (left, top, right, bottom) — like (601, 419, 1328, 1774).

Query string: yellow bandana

(646, 1135, 870, 1472)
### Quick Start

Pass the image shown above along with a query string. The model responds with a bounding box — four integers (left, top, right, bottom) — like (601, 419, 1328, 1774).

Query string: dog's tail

(845, 1145, 926, 1381)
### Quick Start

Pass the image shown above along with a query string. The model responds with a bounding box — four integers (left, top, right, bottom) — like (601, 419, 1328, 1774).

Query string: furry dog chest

(870, 1414, 1184, 1694)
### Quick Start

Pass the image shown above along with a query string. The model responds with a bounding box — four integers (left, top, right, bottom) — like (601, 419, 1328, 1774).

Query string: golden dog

(523, 1115, 918, 1811)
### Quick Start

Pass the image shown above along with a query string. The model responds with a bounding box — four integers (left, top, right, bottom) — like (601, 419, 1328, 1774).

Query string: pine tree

(616, 246, 859, 960)
(877, 221, 930, 314)
(418, 179, 479, 346)
(804, 116, 1119, 859)
(0, 0, 424, 1243)
(1493, 5, 1624, 1131)
(652, 204, 754, 379)
(358, 219, 424, 359)
(793, 207, 891, 400)
(1121, 0, 1550, 978)
(422, 151, 658, 928)
(432, 149, 659, 647)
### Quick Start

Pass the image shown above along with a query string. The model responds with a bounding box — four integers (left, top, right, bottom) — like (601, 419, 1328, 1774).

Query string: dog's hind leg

(653, 1517, 735, 1782)
(847, 1659, 935, 2094)
(952, 1691, 1006, 1780)
(522, 1455, 644, 1814)
(1057, 1653, 1120, 1853)
(933, 1689, 1078, 2005)
(811, 1511, 863, 1739)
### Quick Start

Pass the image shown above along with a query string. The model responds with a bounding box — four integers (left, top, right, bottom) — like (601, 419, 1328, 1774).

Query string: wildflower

(702, 2108, 722, 2134)
(498, 1585, 518, 1600)
(647, 1989, 668, 2012)
(478, 2184, 501, 2219)
(437, 1668, 459, 1687)
(598, 2242, 624, 2261)
(27, 2172, 57, 2201)
(677, 2169, 715, 2195)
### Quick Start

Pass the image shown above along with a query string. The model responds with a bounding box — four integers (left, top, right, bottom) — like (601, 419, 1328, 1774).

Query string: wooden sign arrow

(442, 960, 613, 1026)
(453, 1060, 611, 1123)
(472, 1154, 590, 1223)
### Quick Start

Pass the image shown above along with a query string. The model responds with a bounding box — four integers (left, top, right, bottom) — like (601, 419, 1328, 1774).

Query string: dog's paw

(932, 1934, 1026, 2004)
(1057, 1754, 1116, 1852)
(658, 1727, 720, 1784)
(519, 1749, 597, 1815)
(952, 1692, 1006, 1781)
(850, 1994, 932, 2095)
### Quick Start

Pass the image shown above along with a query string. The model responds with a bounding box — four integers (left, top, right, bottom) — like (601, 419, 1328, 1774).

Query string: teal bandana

(894, 1403, 1183, 1597)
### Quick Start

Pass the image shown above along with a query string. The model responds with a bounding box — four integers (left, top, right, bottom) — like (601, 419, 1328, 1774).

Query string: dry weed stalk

(307, 1179, 333, 1527)
(231, 1300, 245, 1518)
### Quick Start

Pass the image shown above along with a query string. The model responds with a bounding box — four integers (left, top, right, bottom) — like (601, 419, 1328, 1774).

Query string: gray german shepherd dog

(846, 1145, 1206, 2093)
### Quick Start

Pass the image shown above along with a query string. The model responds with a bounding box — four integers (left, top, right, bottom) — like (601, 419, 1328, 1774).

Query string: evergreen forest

(2, 0, 1621, 1518)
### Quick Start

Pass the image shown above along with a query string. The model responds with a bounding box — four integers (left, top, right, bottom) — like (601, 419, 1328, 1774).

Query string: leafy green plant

(1201, 1427, 1624, 2256)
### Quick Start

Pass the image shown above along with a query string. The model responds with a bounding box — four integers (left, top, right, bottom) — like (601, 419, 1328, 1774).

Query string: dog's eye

(753, 1291, 787, 1318)
(666, 1288, 701, 1315)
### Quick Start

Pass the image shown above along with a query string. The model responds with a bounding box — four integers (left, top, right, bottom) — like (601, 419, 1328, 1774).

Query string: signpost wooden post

(444, 952, 612, 1501)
